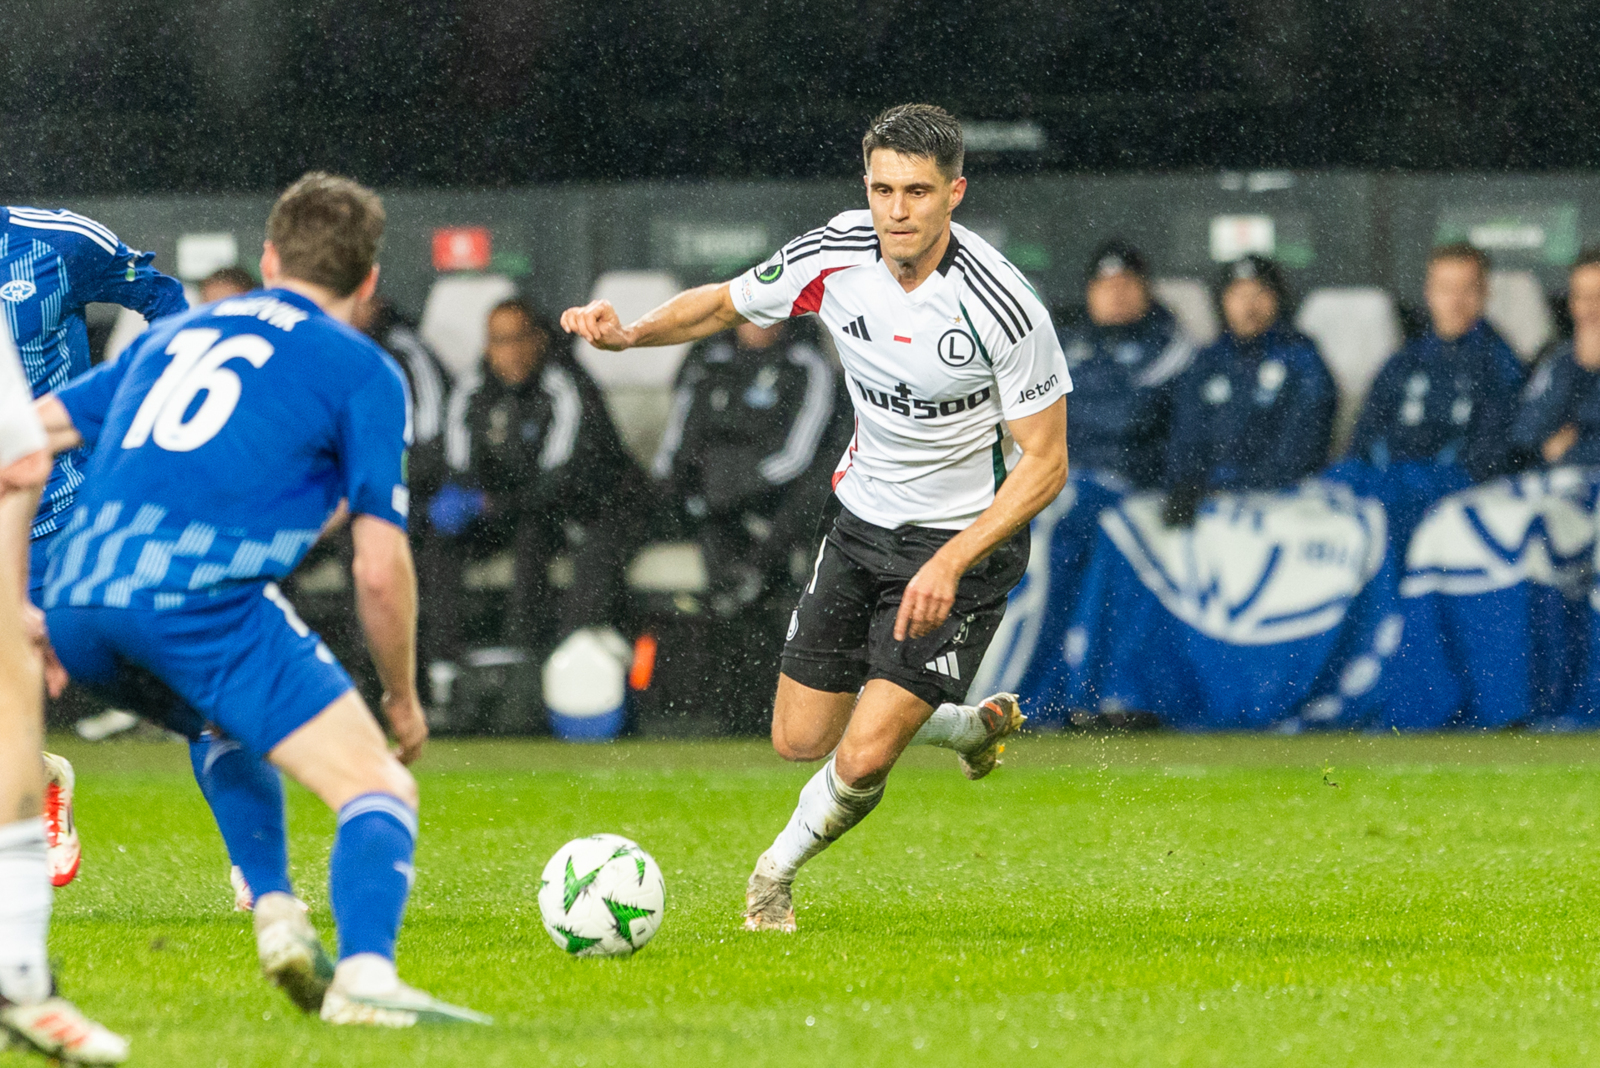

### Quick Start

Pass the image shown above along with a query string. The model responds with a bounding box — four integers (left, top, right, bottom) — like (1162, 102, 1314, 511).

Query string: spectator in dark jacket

(1513, 249, 1600, 467)
(650, 315, 851, 732)
(353, 294, 451, 522)
(1347, 243, 1524, 482)
(654, 316, 851, 616)
(426, 298, 645, 660)
(1163, 256, 1336, 525)
(277, 294, 458, 701)
(1057, 240, 1195, 488)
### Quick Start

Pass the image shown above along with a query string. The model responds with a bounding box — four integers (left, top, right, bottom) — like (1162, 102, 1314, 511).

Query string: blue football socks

(329, 793, 418, 961)
(189, 731, 293, 898)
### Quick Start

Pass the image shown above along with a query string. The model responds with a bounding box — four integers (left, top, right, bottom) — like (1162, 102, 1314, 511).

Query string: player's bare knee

(771, 725, 829, 763)
(380, 759, 419, 810)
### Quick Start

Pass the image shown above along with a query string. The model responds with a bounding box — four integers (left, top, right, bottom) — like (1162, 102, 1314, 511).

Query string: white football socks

(333, 953, 399, 996)
(910, 702, 987, 753)
(0, 817, 52, 1005)
(760, 758, 884, 883)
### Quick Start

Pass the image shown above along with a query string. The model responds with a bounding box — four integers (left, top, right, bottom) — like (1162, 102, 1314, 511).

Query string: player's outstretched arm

(560, 282, 745, 351)
(894, 398, 1068, 641)
(350, 513, 427, 765)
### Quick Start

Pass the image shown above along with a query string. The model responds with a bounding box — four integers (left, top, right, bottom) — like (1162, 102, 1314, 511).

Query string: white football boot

(958, 692, 1027, 781)
(230, 866, 254, 912)
(0, 994, 128, 1064)
(319, 954, 491, 1027)
(41, 753, 80, 887)
(254, 891, 334, 1013)
(743, 856, 797, 933)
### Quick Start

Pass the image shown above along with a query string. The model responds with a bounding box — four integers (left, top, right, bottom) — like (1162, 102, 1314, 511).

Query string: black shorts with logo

(780, 504, 1030, 708)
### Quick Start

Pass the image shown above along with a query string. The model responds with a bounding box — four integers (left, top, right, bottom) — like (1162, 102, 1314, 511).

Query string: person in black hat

(1161, 255, 1336, 525)
(1055, 240, 1195, 488)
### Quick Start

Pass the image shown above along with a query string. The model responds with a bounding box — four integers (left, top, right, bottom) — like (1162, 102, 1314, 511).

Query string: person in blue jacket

(1058, 240, 1195, 488)
(1347, 242, 1524, 482)
(1513, 249, 1600, 467)
(1162, 255, 1335, 525)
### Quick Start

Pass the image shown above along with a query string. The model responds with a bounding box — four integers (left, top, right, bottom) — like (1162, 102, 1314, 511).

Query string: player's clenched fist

(559, 299, 632, 351)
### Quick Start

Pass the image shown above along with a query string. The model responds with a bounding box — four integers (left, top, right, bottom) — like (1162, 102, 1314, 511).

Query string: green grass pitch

(13, 731, 1600, 1067)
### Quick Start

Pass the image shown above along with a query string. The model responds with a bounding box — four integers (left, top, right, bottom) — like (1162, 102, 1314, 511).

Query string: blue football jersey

(1, 206, 189, 539)
(40, 288, 411, 611)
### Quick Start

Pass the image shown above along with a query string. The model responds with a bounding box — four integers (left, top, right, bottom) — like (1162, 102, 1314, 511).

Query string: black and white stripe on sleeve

(444, 377, 480, 473)
(539, 365, 583, 471)
(386, 325, 447, 445)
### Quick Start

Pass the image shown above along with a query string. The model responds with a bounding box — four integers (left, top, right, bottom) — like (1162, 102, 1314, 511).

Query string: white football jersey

(731, 210, 1069, 530)
(0, 316, 44, 469)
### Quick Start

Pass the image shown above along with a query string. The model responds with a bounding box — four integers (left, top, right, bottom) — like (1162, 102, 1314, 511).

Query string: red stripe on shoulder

(790, 267, 849, 317)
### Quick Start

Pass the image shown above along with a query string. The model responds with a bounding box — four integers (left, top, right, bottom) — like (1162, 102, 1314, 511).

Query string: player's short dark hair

(862, 104, 964, 180)
(1428, 241, 1491, 280)
(1572, 247, 1600, 274)
(266, 172, 385, 298)
(200, 266, 256, 294)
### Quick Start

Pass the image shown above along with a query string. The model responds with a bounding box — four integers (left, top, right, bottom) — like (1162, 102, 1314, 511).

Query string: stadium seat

(1294, 287, 1404, 451)
(461, 551, 516, 592)
(571, 271, 693, 465)
(1486, 270, 1554, 361)
(1151, 277, 1219, 345)
(419, 273, 518, 381)
(626, 542, 708, 594)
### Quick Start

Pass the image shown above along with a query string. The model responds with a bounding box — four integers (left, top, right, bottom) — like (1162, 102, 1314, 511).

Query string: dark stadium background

(15, 0, 1600, 737)
(5, 0, 1600, 194)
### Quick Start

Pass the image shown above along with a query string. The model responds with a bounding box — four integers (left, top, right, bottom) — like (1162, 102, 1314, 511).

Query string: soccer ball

(537, 834, 666, 957)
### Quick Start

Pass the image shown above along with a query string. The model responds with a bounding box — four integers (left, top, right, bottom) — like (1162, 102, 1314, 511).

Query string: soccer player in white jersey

(563, 103, 1070, 930)
(0, 321, 127, 1062)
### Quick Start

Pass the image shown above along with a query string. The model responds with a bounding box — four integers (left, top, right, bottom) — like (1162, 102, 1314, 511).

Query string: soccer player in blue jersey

(31, 173, 487, 1027)
(5, 206, 189, 587)
(3, 205, 188, 887)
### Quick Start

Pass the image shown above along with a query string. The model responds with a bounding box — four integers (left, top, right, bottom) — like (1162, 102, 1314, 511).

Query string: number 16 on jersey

(122, 327, 275, 453)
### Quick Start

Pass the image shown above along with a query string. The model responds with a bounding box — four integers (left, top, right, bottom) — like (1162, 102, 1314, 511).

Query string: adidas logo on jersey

(842, 315, 871, 341)
(924, 652, 961, 680)
(853, 377, 993, 421)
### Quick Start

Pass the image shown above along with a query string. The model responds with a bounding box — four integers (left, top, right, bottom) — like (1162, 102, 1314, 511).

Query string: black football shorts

(779, 504, 1029, 707)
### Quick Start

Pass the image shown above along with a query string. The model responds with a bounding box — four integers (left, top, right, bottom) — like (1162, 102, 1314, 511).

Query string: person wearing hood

(1161, 255, 1336, 526)
(1347, 242, 1524, 483)
(1057, 240, 1194, 488)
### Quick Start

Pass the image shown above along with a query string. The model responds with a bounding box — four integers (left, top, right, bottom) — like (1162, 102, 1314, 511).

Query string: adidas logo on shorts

(924, 652, 961, 679)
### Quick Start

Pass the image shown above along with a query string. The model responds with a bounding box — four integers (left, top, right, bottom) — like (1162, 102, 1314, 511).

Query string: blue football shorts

(47, 581, 355, 757)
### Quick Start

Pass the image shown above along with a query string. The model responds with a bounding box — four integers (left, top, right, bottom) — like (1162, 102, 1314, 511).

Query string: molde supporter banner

(995, 480, 1395, 730)
(973, 469, 1128, 712)
(1382, 467, 1600, 729)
